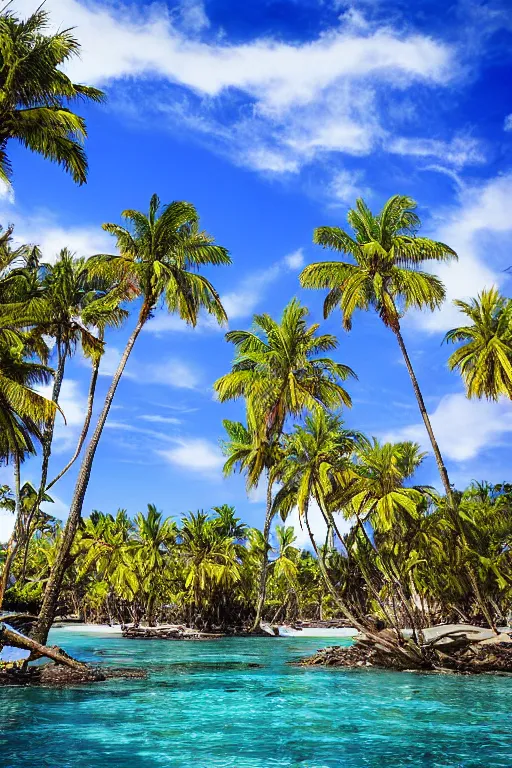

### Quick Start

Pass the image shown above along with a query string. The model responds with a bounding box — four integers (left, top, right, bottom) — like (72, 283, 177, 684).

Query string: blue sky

(1, 0, 512, 545)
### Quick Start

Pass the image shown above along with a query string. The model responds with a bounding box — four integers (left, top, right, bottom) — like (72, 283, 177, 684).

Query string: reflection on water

(0, 629, 511, 767)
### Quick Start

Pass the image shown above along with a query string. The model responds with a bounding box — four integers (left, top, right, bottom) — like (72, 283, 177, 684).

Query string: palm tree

(0, 338, 56, 608)
(33, 249, 127, 494)
(268, 525, 299, 623)
(130, 505, 176, 625)
(300, 195, 457, 500)
(445, 288, 512, 400)
(271, 410, 370, 631)
(215, 299, 356, 629)
(179, 511, 241, 628)
(33, 194, 230, 643)
(0, 7, 104, 186)
(275, 409, 367, 547)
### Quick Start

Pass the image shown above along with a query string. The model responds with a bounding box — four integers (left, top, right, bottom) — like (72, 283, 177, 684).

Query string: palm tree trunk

(0, 452, 21, 608)
(46, 336, 103, 491)
(251, 474, 274, 631)
(304, 508, 368, 635)
(393, 323, 496, 632)
(393, 324, 451, 499)
(32, 304, 151, 644)
(17, 342, 67, 585)
(304, 502, 423, 662)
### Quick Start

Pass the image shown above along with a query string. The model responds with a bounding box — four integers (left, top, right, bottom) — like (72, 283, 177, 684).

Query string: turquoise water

(1, 629, 511, 767)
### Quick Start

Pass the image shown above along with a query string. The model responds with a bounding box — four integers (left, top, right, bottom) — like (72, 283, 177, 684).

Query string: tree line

(0, 8, 511, 658)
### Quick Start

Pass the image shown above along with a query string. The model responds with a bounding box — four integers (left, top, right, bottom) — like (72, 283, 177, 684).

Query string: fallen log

(0, 622, 87, 670)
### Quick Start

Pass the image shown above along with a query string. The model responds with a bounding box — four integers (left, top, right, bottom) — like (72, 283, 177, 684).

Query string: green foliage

(445, 287, 512, 400)
(300, 195, 457, 331)
(0, 7, 104, 185)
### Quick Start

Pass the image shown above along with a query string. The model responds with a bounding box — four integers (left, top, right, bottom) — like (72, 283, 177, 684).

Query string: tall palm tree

(33, 194, 230, 643)
(0, 7, 104, 186)
(33, 249, 127, 495)
(300, 195, 457, 500)
(215, 299, 355, 629)
(445, 288, 512, 400)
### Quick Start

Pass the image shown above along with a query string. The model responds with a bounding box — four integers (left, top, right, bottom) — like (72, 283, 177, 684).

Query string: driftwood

(299, 625, 512, 674)
(0, 622, 87, 670)
(122, 624, 224, 641)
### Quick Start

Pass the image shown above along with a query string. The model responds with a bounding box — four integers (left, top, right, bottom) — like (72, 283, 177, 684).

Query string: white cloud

(147, 359, 201, 389)
(6, 209, 112, 263)
(329, 168, 368, 204)
(145, 248, 305, 333)
(383, 392, 512, 462)
(158, 438, 224, 476)
(40, 494, 70, 522)
(389, 135, 485, 167)
(140, 414, 182, 425)
(0, 510, 14, 544)
(37, 379, 88, 453)
(176, 0, 210, 33)
(92, 346, 201, 390)
(284, 500, 352, 551)
(222, 263, 281, 320)
(410, 172, 512, 333)
(0, 180, 15, 203)
(105, 420, 177, 442)
(26, 1, 450, 101)
(284, 248, 305, 270)
(504, 114, 512, 132)
(98, 345, 123, 377)
(11, 0, 454, 176)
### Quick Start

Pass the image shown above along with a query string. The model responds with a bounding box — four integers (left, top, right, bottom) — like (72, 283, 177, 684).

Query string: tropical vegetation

(1, 4, 512, 676)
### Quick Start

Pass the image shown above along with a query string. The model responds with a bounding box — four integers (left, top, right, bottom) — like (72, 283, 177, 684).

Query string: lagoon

(1, 628, 511, 768)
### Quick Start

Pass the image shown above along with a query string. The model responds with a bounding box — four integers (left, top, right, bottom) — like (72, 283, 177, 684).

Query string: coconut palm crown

(300, 195, 457, 331)
(0, 7, 104, 185)
(445, 287, 512, 400)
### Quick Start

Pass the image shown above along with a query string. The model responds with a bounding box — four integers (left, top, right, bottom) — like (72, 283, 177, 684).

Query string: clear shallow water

(1, 629, 511, 768)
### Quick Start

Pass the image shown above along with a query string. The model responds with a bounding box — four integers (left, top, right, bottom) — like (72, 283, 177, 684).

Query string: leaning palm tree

(445, 288, 512, 400)
(34, 249, 127, 493)
(215, 299, 356, 629)
(0, 7, 104, 186)
(300, 195, 457, 501)
(33, 194, 230, 643)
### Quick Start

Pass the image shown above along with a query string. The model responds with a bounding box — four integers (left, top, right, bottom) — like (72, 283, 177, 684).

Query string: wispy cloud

(389, 134, 485, 168)
(94, 347, 202, 390)
(18, 0, 457, 182)
(158, 438, 224, 476)
(37, 379, 88, 453)
(140, 414, 182, 425)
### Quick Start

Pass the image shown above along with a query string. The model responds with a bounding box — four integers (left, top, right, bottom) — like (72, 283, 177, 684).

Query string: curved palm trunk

(303, 507, 369, 635)
(304, 505, 421, 662)
(32, 304, 151, 644)
(251, 474, 274, 631)
(393, 325, 451, 499)
(15, 343, 67, 585)
(38, 340, 67, 500)
(46, 349, 101, 491)
(393, 323, 496, 631)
